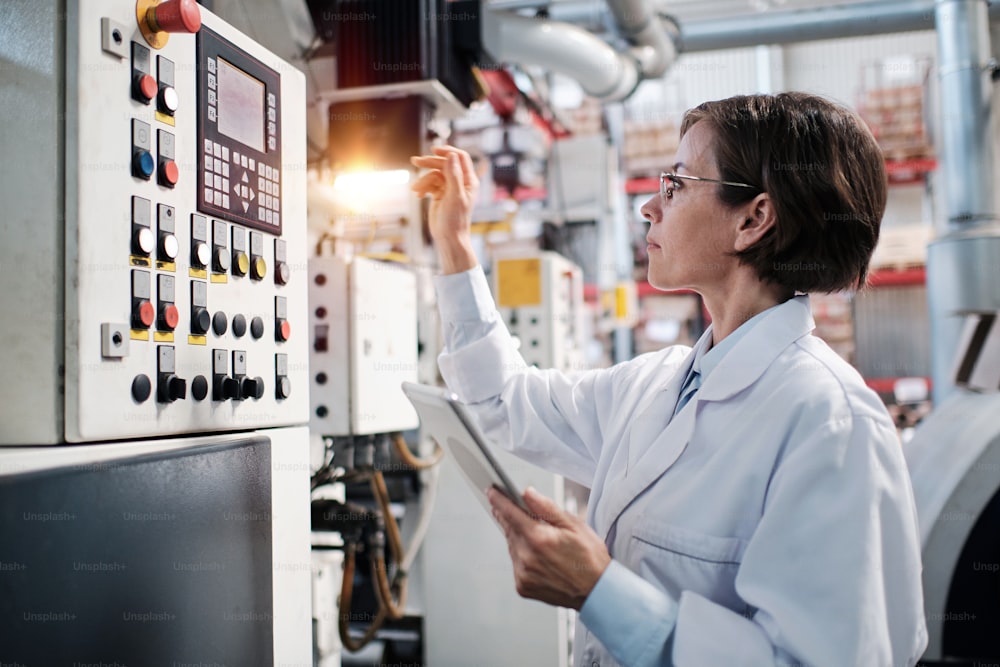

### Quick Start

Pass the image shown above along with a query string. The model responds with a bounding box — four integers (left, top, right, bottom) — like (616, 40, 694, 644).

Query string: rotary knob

(240, 376, 265, 401)
(158, 374, 187, 403)
(214, 375, 240, 401)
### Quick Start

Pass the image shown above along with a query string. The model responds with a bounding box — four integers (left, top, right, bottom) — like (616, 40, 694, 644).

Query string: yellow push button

(251, 256, 267, 281)
(233, 251, 249, 276)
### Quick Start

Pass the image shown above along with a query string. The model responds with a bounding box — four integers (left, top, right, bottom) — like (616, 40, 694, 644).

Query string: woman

(411, 92, 927, 667)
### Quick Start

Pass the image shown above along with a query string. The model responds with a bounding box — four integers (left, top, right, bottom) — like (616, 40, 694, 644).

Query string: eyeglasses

(660, 172, 757, 199)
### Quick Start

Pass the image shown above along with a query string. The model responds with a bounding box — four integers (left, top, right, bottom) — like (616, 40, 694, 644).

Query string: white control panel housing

(493, 251, 587, 372)
(0, 0, 309, 444)
(309, 256, 419, 435)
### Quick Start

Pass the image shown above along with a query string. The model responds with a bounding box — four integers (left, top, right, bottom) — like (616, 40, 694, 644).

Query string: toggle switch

(156, 345, 186, 403)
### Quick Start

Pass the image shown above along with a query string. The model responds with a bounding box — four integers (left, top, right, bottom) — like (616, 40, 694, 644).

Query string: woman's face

(640, 121, 743, 292)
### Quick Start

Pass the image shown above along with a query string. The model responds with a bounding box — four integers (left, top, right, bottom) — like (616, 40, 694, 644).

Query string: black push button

(131, 374, 152, 403)
(250, 316, 264, 340)
(212, 311, 228, 336)
(232, 314, 247, 338)
(191, 375, 209, 401)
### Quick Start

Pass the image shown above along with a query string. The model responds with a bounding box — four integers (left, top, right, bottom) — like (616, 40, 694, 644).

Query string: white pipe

(606, 0, 677, 78)
(538, 0, 1000, 52)
(482, 10, 640, 102)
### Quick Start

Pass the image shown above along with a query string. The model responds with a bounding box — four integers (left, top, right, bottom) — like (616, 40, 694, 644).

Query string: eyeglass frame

(659, 172, 757, 199)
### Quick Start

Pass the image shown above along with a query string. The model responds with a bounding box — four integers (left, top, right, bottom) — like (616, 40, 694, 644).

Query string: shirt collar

(692, 301, 786, 381)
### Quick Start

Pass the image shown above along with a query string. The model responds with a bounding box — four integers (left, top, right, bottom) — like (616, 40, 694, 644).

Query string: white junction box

(309, 256, 419, 435)
(493, 251, 586, 372)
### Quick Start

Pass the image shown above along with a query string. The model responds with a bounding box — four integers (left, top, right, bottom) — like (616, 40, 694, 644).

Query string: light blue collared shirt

(581, 302, 783, 666)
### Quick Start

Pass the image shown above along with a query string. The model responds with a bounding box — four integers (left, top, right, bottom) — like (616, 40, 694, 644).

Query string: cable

(391, 433, 444, 470)
(338, 541, 388, 652)
(369, 471, 407, 620)
(400, 463, 440, 574)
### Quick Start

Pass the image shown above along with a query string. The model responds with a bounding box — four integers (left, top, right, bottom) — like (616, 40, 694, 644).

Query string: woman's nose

(639, 195, 659, 223)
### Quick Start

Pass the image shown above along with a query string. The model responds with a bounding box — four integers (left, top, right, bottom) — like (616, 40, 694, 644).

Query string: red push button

(277, 320, 291, 342)
(147, 0, 202, 34)
(133, 74, 157, 103)
(136, 301, 155, 329)
(160, 160, 179, 187)
(161, 303, 179, 330)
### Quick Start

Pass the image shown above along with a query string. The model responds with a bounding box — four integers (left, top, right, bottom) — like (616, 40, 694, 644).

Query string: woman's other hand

(488, 486, 612, 610)
(410, 146, 479, 274)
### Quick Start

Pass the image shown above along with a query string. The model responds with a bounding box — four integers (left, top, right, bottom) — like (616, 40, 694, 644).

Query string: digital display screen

(217, 58, 265, 152)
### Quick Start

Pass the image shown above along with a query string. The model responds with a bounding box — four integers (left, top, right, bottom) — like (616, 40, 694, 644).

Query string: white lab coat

(438, 281, 928, 667)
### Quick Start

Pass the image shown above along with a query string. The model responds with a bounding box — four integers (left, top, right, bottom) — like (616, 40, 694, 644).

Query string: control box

(493, 251, 586, 372)
(0, 0, 308, 443)
(309, 256, 419, 435)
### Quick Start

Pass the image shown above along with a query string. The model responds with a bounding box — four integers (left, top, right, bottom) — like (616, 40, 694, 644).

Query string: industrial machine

(0, 0, 311, 663)
(494, 250, 587, 372)
(907, 307, 1000, 663)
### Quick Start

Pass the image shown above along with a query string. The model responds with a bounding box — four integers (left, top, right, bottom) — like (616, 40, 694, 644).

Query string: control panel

(308, 256, 419, 436)
(0, 0, 308, 443)
(493, 251, 587, 372)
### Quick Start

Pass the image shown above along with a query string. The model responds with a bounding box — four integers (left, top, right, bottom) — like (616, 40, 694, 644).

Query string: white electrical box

(309, 256, 419, 435)
(493, 251, 587, 372)
(0, 0, 309, 444)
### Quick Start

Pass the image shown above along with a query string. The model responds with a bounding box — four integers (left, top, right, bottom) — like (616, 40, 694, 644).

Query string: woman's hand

(410, 146, 479, 274)
(488, 486, 612, 611)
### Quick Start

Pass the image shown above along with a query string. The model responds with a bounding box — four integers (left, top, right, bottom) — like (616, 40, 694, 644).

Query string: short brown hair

(680, 92, 887, 293)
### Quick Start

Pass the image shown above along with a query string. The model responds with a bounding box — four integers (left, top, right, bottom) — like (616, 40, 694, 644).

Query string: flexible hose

(370, 471, 407, 619)
(392, 433, 444, 470)
(338, 542, 388, 652)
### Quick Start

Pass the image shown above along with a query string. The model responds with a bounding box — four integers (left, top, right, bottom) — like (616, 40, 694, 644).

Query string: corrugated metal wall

(854, 285, 932, 379)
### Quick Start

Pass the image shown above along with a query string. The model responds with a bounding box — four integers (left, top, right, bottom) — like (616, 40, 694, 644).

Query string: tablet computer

(401, 381, 529, 514)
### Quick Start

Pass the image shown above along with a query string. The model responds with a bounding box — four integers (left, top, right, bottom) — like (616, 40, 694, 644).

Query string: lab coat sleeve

(671, 415, 928, 667)
(579, 560, 678, 666)
(433, 266, 635, 486)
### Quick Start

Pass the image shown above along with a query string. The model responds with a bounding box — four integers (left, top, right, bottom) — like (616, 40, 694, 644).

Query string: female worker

(411, 92, 927, 666)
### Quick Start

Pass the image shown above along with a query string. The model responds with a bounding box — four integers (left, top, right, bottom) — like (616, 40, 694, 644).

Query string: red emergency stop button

(135, 301, 155, 329)
(277, 320, 291, 342)
(133, 73, 158, 104)
(160, 303, 179, 331)
(159, 160, 179, 187)
(146, 0, 202, 34)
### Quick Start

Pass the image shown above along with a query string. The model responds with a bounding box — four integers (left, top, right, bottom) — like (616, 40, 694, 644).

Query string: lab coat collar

(694, 295, 815, 402)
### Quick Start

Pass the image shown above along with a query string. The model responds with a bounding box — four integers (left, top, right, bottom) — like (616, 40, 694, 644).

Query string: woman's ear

(734, 193, 776, 251)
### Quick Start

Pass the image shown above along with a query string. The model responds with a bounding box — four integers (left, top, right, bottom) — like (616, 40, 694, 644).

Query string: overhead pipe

(481, 10, 642, 101)
(511, 0, 1000, 52)
(605, 0, 677, 78)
